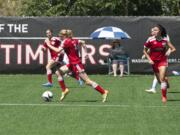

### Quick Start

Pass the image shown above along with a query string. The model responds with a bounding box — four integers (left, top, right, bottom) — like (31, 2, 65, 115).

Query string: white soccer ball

(42, 91, 53, 101)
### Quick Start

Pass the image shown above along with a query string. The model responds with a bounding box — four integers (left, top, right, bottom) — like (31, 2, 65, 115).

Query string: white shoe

(145, 89, 156, 94)
(172, 71, 180, 76)
(102, 90, 109, 103)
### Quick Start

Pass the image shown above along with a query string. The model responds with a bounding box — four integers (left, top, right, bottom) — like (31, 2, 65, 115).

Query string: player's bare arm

(45, 38, 63, 53)
(142, 49, 150, 59)
(41, 46, 47, 51)
(165, 41, 176, 56)
(143, 47, 154, 64)
(79, 40, 88, 58)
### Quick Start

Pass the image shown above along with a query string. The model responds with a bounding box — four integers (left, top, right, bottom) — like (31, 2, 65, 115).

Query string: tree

(0, 0, 22, 16)
(128, 0, 163, 16)
(67, 0, 126, 16)
(19, 0, 51, 16)
(161, 0, 180, 15)
(1, 0, 179, 16)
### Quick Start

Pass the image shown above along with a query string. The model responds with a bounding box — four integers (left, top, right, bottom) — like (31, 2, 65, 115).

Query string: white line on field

(0, 103, 179, 108)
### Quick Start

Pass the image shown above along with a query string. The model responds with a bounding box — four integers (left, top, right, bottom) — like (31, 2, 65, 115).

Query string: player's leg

(145, 75, 158, 93)
(152, 76, 158, 90)
(159, 66, 167, 103)
(57, 65, 70, 101)
(79, 71, 108, 102)
(165, 76, 170, 89)
(71, 72, 84, 86)
(77, 75, 84, 86)
(56, 69, 67, 92)
(46, 60, 55, 84)
(42, 60, 56, 87)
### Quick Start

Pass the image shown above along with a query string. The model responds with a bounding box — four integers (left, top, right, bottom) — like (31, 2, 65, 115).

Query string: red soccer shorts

(67, 62, 85, 74)
(152, 59, 168, 73)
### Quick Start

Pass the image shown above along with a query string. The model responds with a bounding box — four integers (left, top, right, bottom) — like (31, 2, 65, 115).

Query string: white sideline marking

(0, 103, 178, 108)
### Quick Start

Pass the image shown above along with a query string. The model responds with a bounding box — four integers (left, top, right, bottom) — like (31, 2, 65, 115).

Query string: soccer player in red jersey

(45, 29, 108, 102)
(55, 29, 84, 88)
(143, 24, 176, 103)
(42, 29, 61, 87)
(143, 28, 171, 94)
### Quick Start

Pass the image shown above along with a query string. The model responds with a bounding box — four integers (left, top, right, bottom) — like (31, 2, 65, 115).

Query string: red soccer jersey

(61, 38, 81, 64)
(43, 37, 60, 58)
(144, 36, 168, 61)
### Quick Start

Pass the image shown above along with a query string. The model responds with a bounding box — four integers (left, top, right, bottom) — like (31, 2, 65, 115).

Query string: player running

(143, 27, 170, 94)
(42, 29, 61, 87)
(143, 24, 176, 103)
(45, 29, 109, 102)
(57, 29, 84, 86)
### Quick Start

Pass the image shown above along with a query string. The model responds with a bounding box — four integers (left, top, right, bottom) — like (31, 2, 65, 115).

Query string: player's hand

(79, 40, 85, 45)
(141, 54, 146, 59)
(148, 59, 154, 65)
(45, 38, 50, 45)
(41, 46, 46, 51)
(165, 49, 171, 56)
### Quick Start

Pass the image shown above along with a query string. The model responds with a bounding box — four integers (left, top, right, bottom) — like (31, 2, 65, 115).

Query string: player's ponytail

(155, 24, 167, 38)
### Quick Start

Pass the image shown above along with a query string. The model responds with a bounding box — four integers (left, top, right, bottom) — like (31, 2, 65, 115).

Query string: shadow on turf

(65, 100, 99, 103)
(168, 99, 180, 102)
(168, 91, 180, 94)
(41, 85, 84, 89)
(44, 99, 99, 103)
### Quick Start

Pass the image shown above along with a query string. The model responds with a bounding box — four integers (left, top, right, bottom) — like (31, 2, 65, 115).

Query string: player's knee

(85, 79, 97, 88)
(79, 70, 85, 74)
(85, 80, 98, 88)
(55, 70, 60, 76)
(46, 64, 53, 70)
(85, 79, 92, 85)
(60, 65, 69, 73)
(46, 65, 49, 70)
(91, 81, 98, 88)
(159, 77, 165, 82)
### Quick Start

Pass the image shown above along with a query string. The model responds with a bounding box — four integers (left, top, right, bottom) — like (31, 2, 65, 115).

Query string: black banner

(0, 17, 179, 74)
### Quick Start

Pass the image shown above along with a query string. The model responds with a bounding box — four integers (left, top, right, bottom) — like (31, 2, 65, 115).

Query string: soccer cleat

(102, 90, 109, 103)
(145, 89, 156, 94)
(42, 82, 53, 87)
(162, 96, 167, 104)
(78, 79, 84, 86)
(60, 88, 69, 101)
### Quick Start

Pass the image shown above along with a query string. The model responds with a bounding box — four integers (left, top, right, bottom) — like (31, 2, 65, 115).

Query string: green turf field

(0, 74, 180, 135)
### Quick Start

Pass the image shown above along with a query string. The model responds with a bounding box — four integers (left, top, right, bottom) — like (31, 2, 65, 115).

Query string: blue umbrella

(90, 26, 131, 39)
